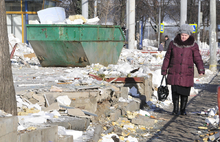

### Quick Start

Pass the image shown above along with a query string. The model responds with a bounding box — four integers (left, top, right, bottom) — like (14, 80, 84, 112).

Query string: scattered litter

(6, 17, 216, 141)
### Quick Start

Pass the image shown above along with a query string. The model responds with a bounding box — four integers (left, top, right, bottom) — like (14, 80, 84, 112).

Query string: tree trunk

(0, 1, 17, 115)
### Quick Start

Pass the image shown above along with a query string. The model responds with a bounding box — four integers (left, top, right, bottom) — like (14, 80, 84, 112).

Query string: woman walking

(161, 24, 205, 115)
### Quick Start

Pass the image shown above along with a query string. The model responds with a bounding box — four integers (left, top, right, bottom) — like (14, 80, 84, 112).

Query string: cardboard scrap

(50, 86, 62, 92)
(203, 137, 208, 142)
(18, 112, 29, 116)
(27, 126, 37, 131)
(24, 53, 36, 58)
(69, 15, 87, 23)
(198, 126, 208, 130)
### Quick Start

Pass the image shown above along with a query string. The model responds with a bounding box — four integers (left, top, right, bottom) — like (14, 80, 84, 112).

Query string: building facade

(5, 0, 58, 43)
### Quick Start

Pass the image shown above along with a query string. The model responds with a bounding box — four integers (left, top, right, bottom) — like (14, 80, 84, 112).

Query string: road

(145, 72, 219, 142)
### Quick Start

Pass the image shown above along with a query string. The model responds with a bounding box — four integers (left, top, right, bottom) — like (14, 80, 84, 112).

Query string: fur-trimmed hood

(173, 34, 195, 48)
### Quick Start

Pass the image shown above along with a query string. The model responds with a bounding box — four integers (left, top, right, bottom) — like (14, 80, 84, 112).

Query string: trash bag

(157, 75, 169, 102)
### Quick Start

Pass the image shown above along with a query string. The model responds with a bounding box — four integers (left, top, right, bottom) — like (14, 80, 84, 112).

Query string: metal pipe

(21, 0, 25, 43)
(158, 0, 161, 48)
(128, 0, 135, 49)
(82, 0, 88, 19)
(139, 21, 143, 49)
(126, 0, 129, 48)
(197, 0, 201, 43)
(209, 0, 217, 71)
(180, 0, 187, 25)
(148, 18, 150, 39)
(94, 0, 97, 17)
(11, 15, 13, 34)
(25, 0, 28, 44)
(136, 21, 139, 49)
(6, 11, 37, 14)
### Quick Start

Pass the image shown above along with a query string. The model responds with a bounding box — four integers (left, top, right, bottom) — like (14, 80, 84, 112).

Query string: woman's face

(181, 33, 190, 42)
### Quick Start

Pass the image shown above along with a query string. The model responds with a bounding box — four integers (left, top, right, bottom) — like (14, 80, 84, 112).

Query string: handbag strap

(160, 75, 168, 86)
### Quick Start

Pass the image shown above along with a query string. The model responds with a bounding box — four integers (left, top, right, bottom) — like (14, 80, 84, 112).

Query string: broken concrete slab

(0, 117, 17, 142)
(58, 135, 73, 142)
(43, 91, 98, 105)
(97, 89, 113, 102)
(17, 125, 58, 142)
(67, 108, 85, 117)
(32, 93, 45, 103)
(118, 101, 140, 112)
(70, 96, 97, 113)
(48, 116, 90, 131)
(110, 109, 121, 122)
(120, 87, 129, 99)
(92, 124, 102, 142)
(43, 102, 59, 112)
(111, 76, 153, 102)
(60, 105, 97, 117)
(144, 74, 153, 102)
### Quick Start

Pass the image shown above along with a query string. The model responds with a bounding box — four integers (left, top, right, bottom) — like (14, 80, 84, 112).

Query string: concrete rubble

(1, 32, 216, 141)
(2, 7, 219, 141)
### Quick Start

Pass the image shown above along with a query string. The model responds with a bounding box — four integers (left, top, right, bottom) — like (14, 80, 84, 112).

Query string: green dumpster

(27, 24, 125, 67)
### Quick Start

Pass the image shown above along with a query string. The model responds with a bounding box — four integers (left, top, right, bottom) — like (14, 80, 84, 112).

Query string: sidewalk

(146, 72, 219, 142)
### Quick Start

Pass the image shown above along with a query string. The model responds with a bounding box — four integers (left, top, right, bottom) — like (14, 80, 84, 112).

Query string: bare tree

(97, 0, 123, 25)
(136, 0, 178, 40)
(0, 1, 17, 115)
(164, 0, 180, 25)
(57, 0, 82, 17)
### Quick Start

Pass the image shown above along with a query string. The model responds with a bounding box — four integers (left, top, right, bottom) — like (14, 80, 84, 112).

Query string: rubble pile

(9, 35, 217, 140)
(30, 7, 100, 25)
(11, 62, 170, 142)
(9, 34, 40, 66)
(118, 49, 165, 66)
(5, 6, 218, 140)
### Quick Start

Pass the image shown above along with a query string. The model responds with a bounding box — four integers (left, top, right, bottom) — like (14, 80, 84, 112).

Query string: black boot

(171, 92, 179, 116)
(180, 95, 188, 115)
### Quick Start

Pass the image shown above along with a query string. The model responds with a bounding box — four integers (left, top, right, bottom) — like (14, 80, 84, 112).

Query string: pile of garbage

(196, 106, 219, 142)
(30, 7, 100, 25)
(9, 34, 40, 66)
(118, 49, 165, 66)
(14, 81, 170, 142)
(14, 76, 159, 141)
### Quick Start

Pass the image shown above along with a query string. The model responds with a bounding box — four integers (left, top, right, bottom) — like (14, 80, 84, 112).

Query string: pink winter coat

(161, 34, 205, 87)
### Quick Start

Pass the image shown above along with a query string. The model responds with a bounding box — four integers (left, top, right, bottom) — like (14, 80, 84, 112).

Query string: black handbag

(157, 75, 169, 102)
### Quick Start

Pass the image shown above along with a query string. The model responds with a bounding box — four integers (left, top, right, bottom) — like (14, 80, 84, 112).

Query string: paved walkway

(146, 72, 219, 142)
